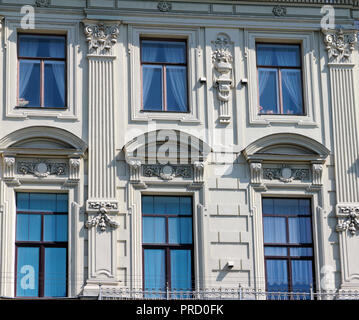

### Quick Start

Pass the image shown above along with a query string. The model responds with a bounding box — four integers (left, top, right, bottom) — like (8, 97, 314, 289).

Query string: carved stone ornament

(84, 23, 120, 56)
(250, 162, 262, 184)
(17, 160, 67, 178)
(272, 5, 287, 17)
(263, 166, 310, 183)
(88, 201, 118, 211)
(323, 29, 357, 64)
(336, 206, 359, 235)
(157, 1, 172, 12)
(85, 207, 119, 232)
(212, 34, 234, 124)
(36, 0, 50, 7)
(143, 164, 192, 181)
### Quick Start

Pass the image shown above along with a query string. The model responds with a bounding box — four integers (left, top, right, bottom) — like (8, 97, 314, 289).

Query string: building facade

(0, 0, 359, 299)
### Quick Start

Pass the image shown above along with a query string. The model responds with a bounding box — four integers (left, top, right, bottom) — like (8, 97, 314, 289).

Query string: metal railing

(251, 0, 359, 6)
(98, 286, 359, 300)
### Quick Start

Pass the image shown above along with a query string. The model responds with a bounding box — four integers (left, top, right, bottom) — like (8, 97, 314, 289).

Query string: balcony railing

(98, 286, 359, 300)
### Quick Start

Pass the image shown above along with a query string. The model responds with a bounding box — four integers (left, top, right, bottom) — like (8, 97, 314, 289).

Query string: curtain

(288, 217, 312, 244)
(266, 260, 288, 292)
(263, 217, 287, 243)
(291, 260, 313, 293)
(48, 41, 66, 106)
(142, 217, 166, 244)
(170, 250, 192, 292)
(144, 249, 166, 297)
(281, 70, 303, 114)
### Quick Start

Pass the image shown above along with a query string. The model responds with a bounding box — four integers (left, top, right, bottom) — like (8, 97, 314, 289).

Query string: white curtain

(281, 70, 302, 114)
(19, 39, 39, 99)
(48, 40, 65, 106)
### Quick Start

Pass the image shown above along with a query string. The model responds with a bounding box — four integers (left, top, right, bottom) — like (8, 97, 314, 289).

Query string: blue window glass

(257, 43, 303, 115)
(141, 39, 188, 112)
(44, 248, 67, 297)
(144, 249, 166, 297)
(16, 247, 40, 297)
(266, 259, 289, 292)
(170, 250, 192, 292)
(44, 215, 68, 242)
(263, 217, 287, 243)
(291, 260, 313, 293)
(289, 217, 312, 244)
(18, 34, 66, 108)
(142, 217, 166, 244)
(168, 217, 192, 244)
(16, 214, 41, 241)
(264, 247, 287, 256)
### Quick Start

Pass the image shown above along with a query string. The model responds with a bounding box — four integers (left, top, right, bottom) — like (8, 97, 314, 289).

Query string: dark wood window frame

(15, 209, 68, 298)
(17, 33, 67, 110)
(256, 43, 305, 116)
(142, 195, 195, 291)
(262, 197, 316, 294)
(140, 38, 189, 113)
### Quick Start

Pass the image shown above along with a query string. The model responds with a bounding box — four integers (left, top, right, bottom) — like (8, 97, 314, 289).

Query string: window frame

(14, 193, 68, 298)
(140, 37, 189, 113)
(262, 197, 316, 294)
(256, 43, 305, 116)
(16, 33, 68, 110)
(141, 195, 195, 292)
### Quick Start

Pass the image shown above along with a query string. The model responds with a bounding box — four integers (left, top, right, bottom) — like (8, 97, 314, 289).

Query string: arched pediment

(242, 133, 330, 162)
(0, 126, 87, 155)
(123, 130, 212, 164)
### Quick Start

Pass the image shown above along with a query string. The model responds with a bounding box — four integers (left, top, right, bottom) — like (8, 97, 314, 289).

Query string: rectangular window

(256, 44, 304, 115)
(15, 193, 68, 298)
(262, 198, 314, 299)
(142, 196, 193, 297)
(141, 39, 188, 112)
(18, 34, 66, 109)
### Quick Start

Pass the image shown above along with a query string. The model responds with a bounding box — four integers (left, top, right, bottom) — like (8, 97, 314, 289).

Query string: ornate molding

(312, 164, 323, 186)
(193, 161, 204, 184)
(36, 0, 50, 7)
(3, 156, 16, 180)
(85, 206, 119, 232)
(143, 164, 192, 181)
(250, 162, 262, 184)
(263, 166, 310, 183)
(272, 5, 287, 17)
(69, 158, 80, 181)
(17, 159, 67, 178)
(84, 23, 120, 56)
(129, 160, 142, 182)
(212, 33, 234, 124)
(322, 29, 357, 64)
(157, 1, 172, 12)
(87, 201, 118, 212)
(336, 205, 359, 235)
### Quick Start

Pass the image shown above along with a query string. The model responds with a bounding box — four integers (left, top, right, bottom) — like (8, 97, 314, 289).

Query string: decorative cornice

(336, 205, 359, 235)
(322, 29, 357, 64)
(84, 22, 120, 56)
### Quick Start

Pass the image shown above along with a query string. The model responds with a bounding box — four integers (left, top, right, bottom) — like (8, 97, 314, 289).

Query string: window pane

(44, 215, 68, 242)
(144, 249, 166, 295)
(17, 193, 30, 211)
(264, 247, 287, 256)
(153, 196, 180, 215)
(290, 247, 313, 257)
(262, 198, 274, 215)
(171, 250, 192, 292)
(168, 217, 192, 244)
(179, 197, 192, 215)
(298, 199, 311, 215)
(266, 259, 288, 292)
(281, 69, 303, 115)
(19, 35, 65, 58)
(291, 260, 313, 293)
(142, 217, 166, 244)
(289, 217, 312, 244)
(263, 217, 287, 243)
(44, 61, 65, 108)
(142, 40, 186, 64)
(19, 60, 41, 107)
(273, 198, 300, 215)
(142, 65, 163, 111)
(56, 194, 68, 212)
(258, 68, 279, 114)
(16, 214, 41, 241)
(166, 66, 187, 112)
(29, 193, 57, 212)
(16, 247, 39, 297)
(44, 248, 67, 297)
(257, 44, 300, 67)
(142, 196, 154, 214)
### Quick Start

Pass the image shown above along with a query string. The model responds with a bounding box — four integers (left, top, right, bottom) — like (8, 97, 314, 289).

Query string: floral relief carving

(143, 164, 192, 181)
(272, 5, 287, 17)
(157, 1, 172, 12)
(323, 29, 357, 64)
(84, 23, 120, 56)
(36, 0, 50, 7)
(17, 160, 67, 178)
(212, 33, 234, 124)
(336, 206, 359, 235)
(86, 206, 119, 232)
(263, 167, 310, 183)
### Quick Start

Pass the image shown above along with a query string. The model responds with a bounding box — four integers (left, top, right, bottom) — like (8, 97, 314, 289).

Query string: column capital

(322, 28, 357, 65)
(83, 21, 120, 56)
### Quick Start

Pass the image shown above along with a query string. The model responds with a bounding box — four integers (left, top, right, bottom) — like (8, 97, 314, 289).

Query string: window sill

(15, 106, 68, 110)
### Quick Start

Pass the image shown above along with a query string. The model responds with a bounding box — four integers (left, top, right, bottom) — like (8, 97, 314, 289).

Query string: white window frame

(4, 18, 80, 120)
(129, 26, 201, 123)
(246, 31, 319, 127)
